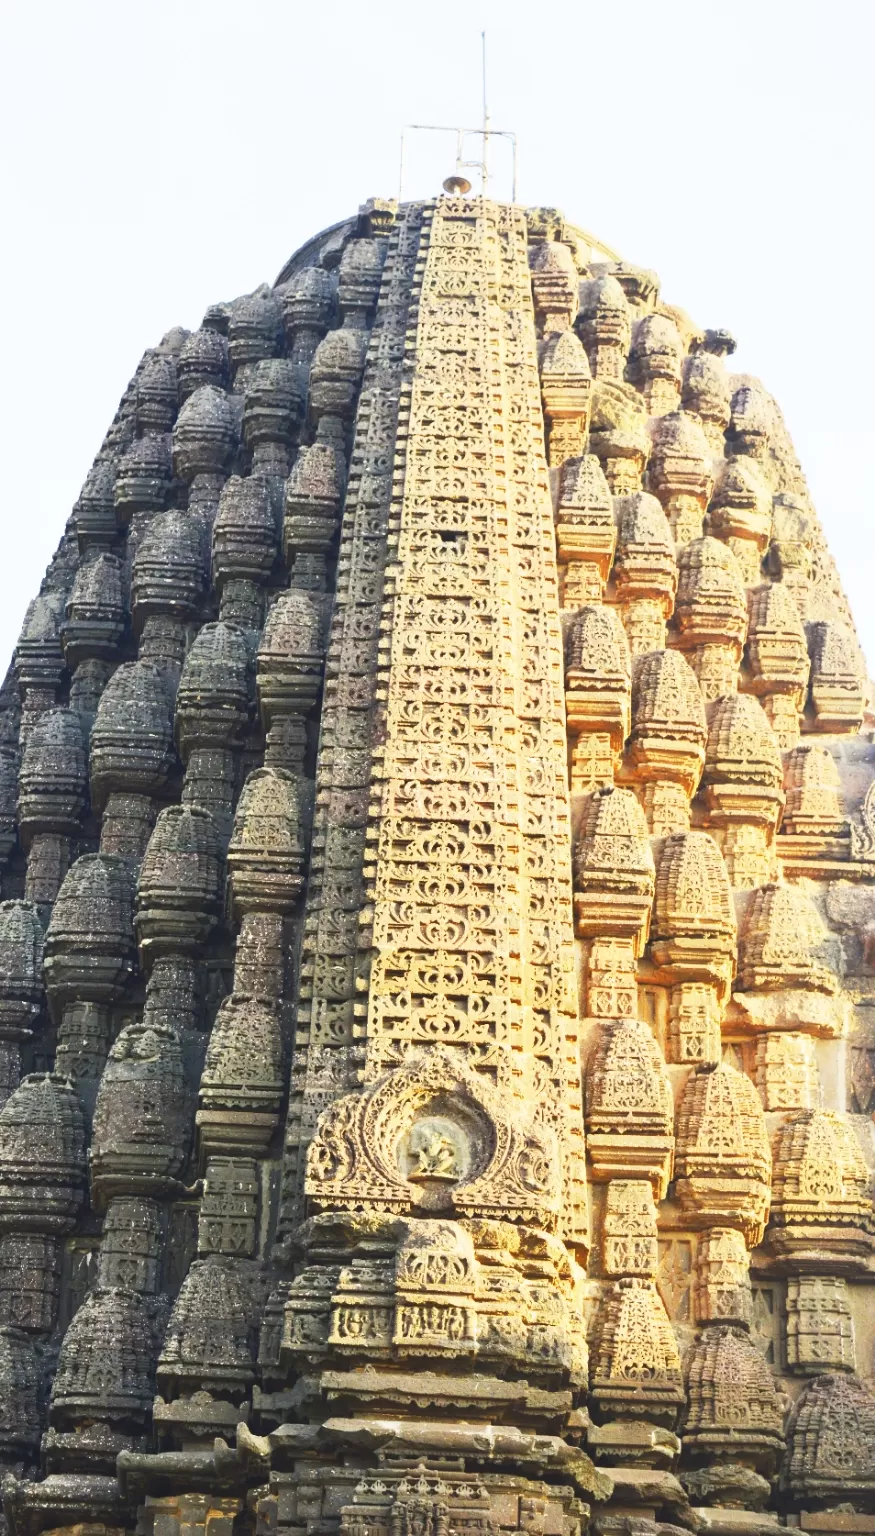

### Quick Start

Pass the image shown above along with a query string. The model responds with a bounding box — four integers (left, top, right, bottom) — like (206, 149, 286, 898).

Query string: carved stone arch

(305, 1044, 561, 1227)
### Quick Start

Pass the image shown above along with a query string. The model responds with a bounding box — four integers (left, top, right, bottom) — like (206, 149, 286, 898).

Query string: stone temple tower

(1, 193, 875, 1536)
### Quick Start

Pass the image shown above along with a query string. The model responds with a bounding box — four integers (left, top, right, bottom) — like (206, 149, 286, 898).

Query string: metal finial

(398, 31, 518, 203)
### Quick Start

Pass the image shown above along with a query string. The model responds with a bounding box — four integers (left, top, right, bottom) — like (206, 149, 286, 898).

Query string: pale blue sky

(1, 0, 873, 666)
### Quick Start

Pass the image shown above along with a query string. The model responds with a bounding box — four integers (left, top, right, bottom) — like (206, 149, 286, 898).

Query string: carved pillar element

(647, 410, 713, 548)
(62, 554, 127, 735)
(785, 1276, 855, 1373)
(135, 804, 222, 1039)
(528, 237, 578, 336)
(338, 237, 384, 328)
(768, 492, 814, 619)
(650, 831, 736, 1065)
(577, 275, 631, 380)
(612, 492, 677, 657)
(177, 325, 230, 401)
(91, 661, 176, 869)
(671, 536, 748, 702)
(243, 357, 301, 489)
(745, 580, 810, 748)
(782, 1373, 875, 1510)
(171, 384, 239, 531)
(674, 1062, 771, 1246)
(281, 266, 335, 379)
(136, 353, 180, 439)
(73, 459, 119, 559)
(564, 605, 631, 791)
(588, 378, 650, 493)
(573, 784, 654, 1019)
(768, 1108, 874, 1293)
(754, 1033, 819, 1111)
(539, 329, 591, 470)
(0, 1324, 43, 1484)
(114, 431, 175, 566)
(228, 287, 284, 394)
(693, 1227, 752, 1327)
(589, 1277, 684, 1432)
(681, 347, 731, 453)
(701, 693, 785, 889)
(706, 455, 772, 587)
(132, 510, 209, 680)
(681, 1323, 784, 1509)
(224, 766, 304, 1002)
(623, 649, 706, 836)
(175, 621, 253, 849)
(781, 742, 844, 836)
(212, 475, 279, 635)
(44, 854, 136, 1115)
(807, 619, 867, 734)
(727, 381, 774, 483)
(0, 1074, 87, 1334)
(0, 902, 44, 1109)
(584, 1017, 674, 1198)
(735, 882, 842, 1098)
(18, 708, 88, 918)
(282, 434, 345, 601)
(554, 454, 615, 604)
(307, 322, 369, 451)
(256, 590, 325, 776)
(14, 593, 69, 744)
(628, 313, 684, 417)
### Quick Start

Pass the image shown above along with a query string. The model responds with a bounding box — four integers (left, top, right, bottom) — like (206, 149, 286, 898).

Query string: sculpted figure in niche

(405, 1119, 463, 1184)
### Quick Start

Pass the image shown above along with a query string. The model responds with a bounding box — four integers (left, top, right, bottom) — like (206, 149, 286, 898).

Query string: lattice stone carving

(692, 1226, 752, 1326)
(785, 1274, 855, 1374)
(755, 1033, 820, 1110)
(603, 1180, 659, 1278)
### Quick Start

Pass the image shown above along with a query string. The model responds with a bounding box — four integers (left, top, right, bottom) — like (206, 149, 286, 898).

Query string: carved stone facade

(0, 192, 874, 1536)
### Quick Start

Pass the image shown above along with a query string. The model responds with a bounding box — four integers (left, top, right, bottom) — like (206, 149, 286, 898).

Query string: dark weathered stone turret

(44, 854, 135, 1113)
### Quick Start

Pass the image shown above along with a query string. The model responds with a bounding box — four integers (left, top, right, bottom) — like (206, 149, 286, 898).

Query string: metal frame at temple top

(398, 123, 518, 203)
(399, 29, 517, 202)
